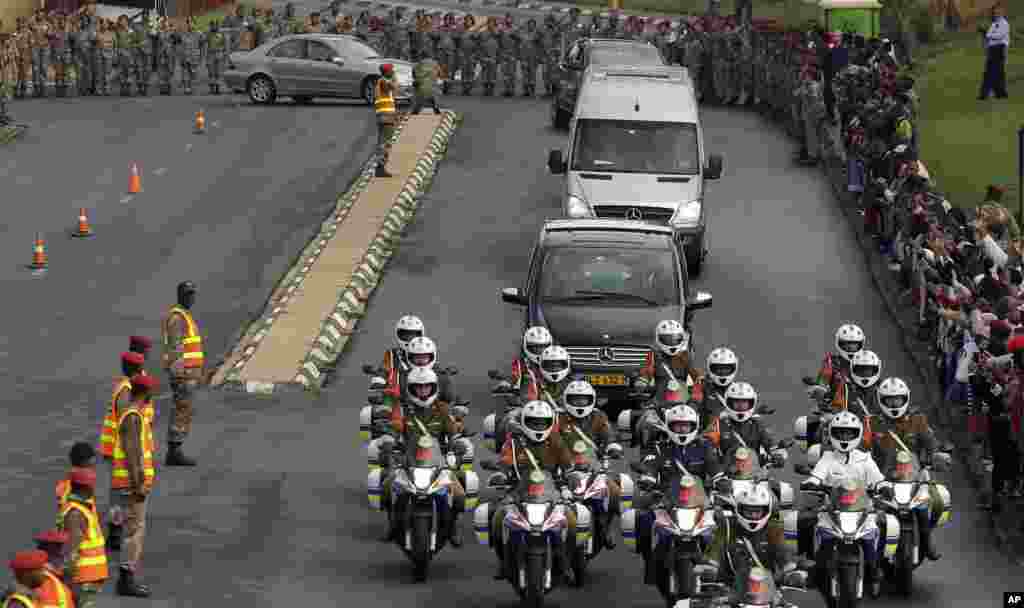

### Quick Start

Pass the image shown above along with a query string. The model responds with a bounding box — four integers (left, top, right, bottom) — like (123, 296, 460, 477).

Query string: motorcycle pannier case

(620, 473, 635, 511)
(575, 502, 592, 546)
(367, 468, 384, 511)
(473, 502, 492, 546)
(367, 437, 383, 471)
(483, 413, 497, 452)
(794, 415, 809, 453)
(782, 509, 799, 552)
(463, 470, 480, 510)
(359, 405, 373, 444)
(617, 410, 633, 442)
(932, 483, 952, 528)
(883, 513, 900, 558)
(621, 508, 638, 552)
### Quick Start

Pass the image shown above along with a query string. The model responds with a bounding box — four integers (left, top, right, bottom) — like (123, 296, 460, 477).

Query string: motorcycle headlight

(837, 511, 861, 535)
(411, 467, 434, 491)
(670, 200, 702, 228)
(525, 503, 549, 527)
(675, 507, 701, 531)
(566, 195, 594, 218)
(893, 482, 914, 505)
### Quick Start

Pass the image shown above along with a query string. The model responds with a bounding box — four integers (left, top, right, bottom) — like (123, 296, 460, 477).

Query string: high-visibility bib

(375, 78, 396, 115)
(162, 305, 204, 370)
(58, 501, 109, 583)
(100, 377, 132, 458)
(2, 593, 36, 608)
(37, 570, 74, 608)
(111, 407, 155, 491)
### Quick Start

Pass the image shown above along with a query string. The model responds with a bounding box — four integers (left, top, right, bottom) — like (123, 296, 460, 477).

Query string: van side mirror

(704, 154, 723, 180)
(686, 290, 713, 310)
(331, 56, 345, 66)
(501, 287, 527, 305)
(548, 149, 566, 175)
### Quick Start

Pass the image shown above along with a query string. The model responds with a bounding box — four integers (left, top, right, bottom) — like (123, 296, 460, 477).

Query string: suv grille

(593, 206, 674, 224)
(564, 346, 651, 368)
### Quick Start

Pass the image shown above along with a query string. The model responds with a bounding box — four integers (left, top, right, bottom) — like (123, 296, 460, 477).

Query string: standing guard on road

(31, 13, 51, 98)
(161, 281, 204, 466)
(499, 24, 517, 97)
(479, 18, 499, 96)
(519, 18, 541, 97)
(156, 18, 176, 95)
(460, 16, 479, 95)
(177, 17, 202, 96)
(373, 63, 398, 178)
(204, 21, 226, 95)
(437, 14, 457, 95)
(73, 14, 94, 96)
(540, 15, 558, 97)
(14, 19, 32, 99)
(93, 18, 114, 96)
(58, 468, 108, 608)
(136, 19, 155, 96)
(113, 15, 133, 96)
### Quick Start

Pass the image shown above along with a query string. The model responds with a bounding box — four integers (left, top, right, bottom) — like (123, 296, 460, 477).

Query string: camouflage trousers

(135, 50, 153, 91)
(460, 55, 477, 93)
(543, 52, 558, 92)
(116, 50, 134, 91)
(438, 49, 458, 83)
(501, 57, 516, 93)
(71, 583, 102, 608)
(376, 115, 396, 168)
(76, 50, 93, 94)
(54, 49, 74, 92)
(157, 54, 174, 92)
(179, 59, 198, 93)
(168, 375, 197, 443)
(95, 50, 114, 95)
(520, 56, 539, 94)
(480, 57, 498, 86)
(31, 48, 50, 95)
(206, 54, 224, 90)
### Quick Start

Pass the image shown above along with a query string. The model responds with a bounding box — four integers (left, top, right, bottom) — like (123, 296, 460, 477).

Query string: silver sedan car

(224, 33, 414, 105)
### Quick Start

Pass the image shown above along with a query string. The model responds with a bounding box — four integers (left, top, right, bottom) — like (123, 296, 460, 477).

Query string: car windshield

(571, 119, 700, 175)
(589, 45, 664, 67)
(539, 247, 678, 307)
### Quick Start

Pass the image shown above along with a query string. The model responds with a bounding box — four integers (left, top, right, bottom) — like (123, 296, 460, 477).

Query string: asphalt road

(1, 93, 1019, 607)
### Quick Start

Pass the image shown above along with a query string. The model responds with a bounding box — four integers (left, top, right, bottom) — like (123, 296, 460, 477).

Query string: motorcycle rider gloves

(540, 346, 571, 383)
(706, 347, 739, 387)
(655, 319, 689, 356)
(407, 367, 440, 409)
(829, 412, 863, 453)
(834, 323, 866, 362)
(522, 326, 553, 366)
(849, 350, 882, 388)
(406, 336, 438, 369)
(563, 381, 597, 418)
(876, 377, 910, 419)
(724, 382, 758, 423)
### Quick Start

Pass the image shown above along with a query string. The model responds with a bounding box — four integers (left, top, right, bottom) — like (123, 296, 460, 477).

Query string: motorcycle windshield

(888, 450, 921, 482)
(521, 473, 560, 504)
(833, 478, 869, 512)
(409, 441, 442, 468)
(667, 476, 707, 508)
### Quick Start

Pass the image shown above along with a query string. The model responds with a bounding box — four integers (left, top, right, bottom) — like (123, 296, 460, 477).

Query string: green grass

(913, 16, 1024, 209)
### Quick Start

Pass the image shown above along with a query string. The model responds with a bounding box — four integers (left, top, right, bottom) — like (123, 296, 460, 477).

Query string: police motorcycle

(705, 567, 811, 608)
(563, 438, 632, 586)
(714, 447, 799, 559)
(359, 363, 393, 446)
(371, 432, 480, 581)
(873, 449, 953, 596)
(794, 376, 875, 458)
(476, 461, 579, 608)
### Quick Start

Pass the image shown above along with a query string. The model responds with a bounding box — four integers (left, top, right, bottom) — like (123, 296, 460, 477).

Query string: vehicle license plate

(586, 374, 626, 386)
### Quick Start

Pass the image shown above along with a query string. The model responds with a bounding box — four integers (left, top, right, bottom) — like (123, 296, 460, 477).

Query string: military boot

(106, 523, 123, 551)
(34, 86, 44, 98)
(15, 84, 24, 99)
(165, 442, 197, 466)
(56, 84, 68, 97)
(208, 84, 217, 94)
(214, 84, 222, 95)
(116, 567, 151, 597)
(160, 85, 171, 95)
(139, 84, 149, 96)
(184, 85, 193, 95)
(503, 87, 513, 97)
(603, 513, 619, 550)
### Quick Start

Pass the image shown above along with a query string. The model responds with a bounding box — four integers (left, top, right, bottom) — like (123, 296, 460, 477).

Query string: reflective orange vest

(162, 306, 204, 371)
(37, 570, 74, 608)
(101, 375, 155, 460)
(55, 478, 97, 525)
(58, 501, 108, 583)
(1, 593, 36, 608)
(111, 406, 155, 491)
(374, 78, 396, 115)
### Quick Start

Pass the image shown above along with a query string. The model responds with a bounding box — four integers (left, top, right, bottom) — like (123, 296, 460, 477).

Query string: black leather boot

(165, 442, 196, 466)
(160, 85, 171, 95)
(106, 523, 123, 551)
(380, 507, 398, 542)
(604, 513, 618, 550)
(917, 509, 942, 560)
(117, 567, 151, 597)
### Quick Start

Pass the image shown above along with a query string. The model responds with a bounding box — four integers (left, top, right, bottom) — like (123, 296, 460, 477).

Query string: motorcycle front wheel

(410, 512, 433, 582)
(666, 556, 695, 608)
(836, 562, 861, 608)
(523, 547, 546, 608)
(896, 526, 917, 597)
(572, 541, 588, 588)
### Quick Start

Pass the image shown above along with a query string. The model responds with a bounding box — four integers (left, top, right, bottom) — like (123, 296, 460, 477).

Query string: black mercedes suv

(500, 219, 712, 408)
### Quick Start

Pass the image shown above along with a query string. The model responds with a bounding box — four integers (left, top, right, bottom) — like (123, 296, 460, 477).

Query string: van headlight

(670, 200, 702, 228)
(566, 195, 594, 218)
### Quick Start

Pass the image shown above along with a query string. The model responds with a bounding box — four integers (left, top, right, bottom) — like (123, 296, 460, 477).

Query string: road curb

(278, 110, 458, 389)
(213, 117, 419, 393)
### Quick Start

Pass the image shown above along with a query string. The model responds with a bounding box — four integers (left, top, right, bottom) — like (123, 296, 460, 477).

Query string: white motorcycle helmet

(539, 345, 571, 384)
(849, 349, 881, 389)
(520, 400, 556, 443)
(563, 380, 597, 419)
(735, 484, 773, 533)
(395, 315, 425, 352)
(724, 381, 758, 423)
(655, 319, 690, 357)
(405, 336, 437, 369)
(406, 366, 439, 409)
(834, 323, 866, 363)
(664, 404, 700, 446)
(828, 411, 863, 454)
(522, 326, 553, 366)
(876, 377, 910, 419)
(706, 347, 738, 388)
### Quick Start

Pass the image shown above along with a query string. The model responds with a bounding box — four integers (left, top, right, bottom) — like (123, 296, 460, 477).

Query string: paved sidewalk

(235, 114, 444, 385)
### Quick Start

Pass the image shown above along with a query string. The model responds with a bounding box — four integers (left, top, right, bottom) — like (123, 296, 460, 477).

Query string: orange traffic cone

(29, 234, 47, 269)
(128, 164, 141, 194)
(72, 208, 94, 238)
(194, 110, 205, 134)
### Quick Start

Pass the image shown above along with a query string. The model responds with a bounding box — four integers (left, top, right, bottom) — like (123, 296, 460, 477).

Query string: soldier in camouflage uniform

(499, 21, 518, 97)
(736, 27, 753, 105)
(518, 18, 540, 97)
(156, 18, 176, 95)
(31, 13, 51, 98)
(561, 8, 584, 48)
(355, 11, 370, 42)
(74, 13, 95, 96)
(389, 8, 411, 60)
(206, 20, 227, 95)
(479, 18, 499, 96)
(1, 23, 15, 124)
(112, 16, 133, 96)
(136, 19, 155, 95)
(541, 15, 558, 97)
(14, 19, 31, 98)
(366, 16, 385, 53)
(48, 14, 69, 98)
(460, 15, 478, 95)
(410, 11, 430, 62)
(436, 14, 457, 95)
(221, 4, 243, 52)
(683, 20, 705, 101)
(178, 16, 203, 95)
(93, 18, 114, 95)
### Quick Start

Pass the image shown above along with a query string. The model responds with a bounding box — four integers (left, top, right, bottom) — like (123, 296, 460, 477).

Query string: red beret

(129, 335, 153, 351)
(131, 374, 158, 392)
(69, 467, 97, 488)
(1008, 335, 1024, 353)
(9, 550, 48, 572)
(121, 352, 145, 367)
(33, 530, 69, 545)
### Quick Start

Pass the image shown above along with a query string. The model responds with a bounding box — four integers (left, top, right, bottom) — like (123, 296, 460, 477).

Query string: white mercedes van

(547, 65, 724, 276)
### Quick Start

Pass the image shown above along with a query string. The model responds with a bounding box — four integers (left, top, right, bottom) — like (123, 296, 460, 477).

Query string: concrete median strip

(211, 110, 460, 394)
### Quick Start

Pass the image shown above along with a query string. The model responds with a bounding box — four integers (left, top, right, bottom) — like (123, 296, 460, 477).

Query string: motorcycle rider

(379, 367, 468, 546)
(699, 346, 740, 422)
(381, 314, 426, 382)
(490, 400, 576, 582)
(806, 323, 867, 406)
(842, 348, 882, 447)
(706, 382, 789, 468)
(704, 483, 806, 601)
(556, 380, 622, 549)
(403, 336, 461, 410)
(494, 341, 570, 449)
(636, 320, 703, 405)
(634, 404, 726, 584)
(799, 411, 890, 592)
(493, 326, 552, 401)
(870, 377, 944, 561)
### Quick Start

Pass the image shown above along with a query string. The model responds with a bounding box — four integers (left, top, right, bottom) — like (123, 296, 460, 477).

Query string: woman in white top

(979, 4, 1010, 100)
